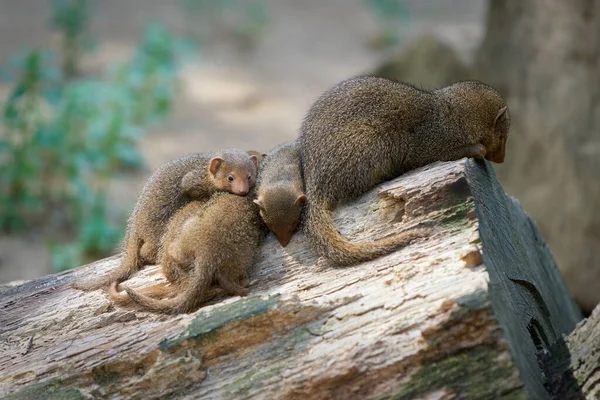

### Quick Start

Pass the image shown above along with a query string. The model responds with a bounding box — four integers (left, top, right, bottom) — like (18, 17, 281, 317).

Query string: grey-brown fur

(299, 75, 510, 265)
(121, 192, 268, 314)
(254, 141, 306, 247)
(73, 149, 259, 291)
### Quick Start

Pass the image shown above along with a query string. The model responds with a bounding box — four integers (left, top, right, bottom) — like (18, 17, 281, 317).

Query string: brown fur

(254, 141, 306, 247)
(73, 149, 259, 291)
(299, 76, 510, 265)
(116, 192, 267, 314)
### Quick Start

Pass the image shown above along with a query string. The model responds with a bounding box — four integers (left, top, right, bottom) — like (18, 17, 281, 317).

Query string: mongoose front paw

(469, 144, 487, 159)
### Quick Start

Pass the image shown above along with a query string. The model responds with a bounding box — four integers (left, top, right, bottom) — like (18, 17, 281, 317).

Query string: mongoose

(254, 141, 306, 247)
(108, 200, 247, 307)
(73, 149, 260, 291)
(299, 76, 510, 265)
(116, 192, 267, 314)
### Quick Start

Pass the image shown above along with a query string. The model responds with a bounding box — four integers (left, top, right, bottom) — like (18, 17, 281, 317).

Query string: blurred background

(0, 0, 598, 313)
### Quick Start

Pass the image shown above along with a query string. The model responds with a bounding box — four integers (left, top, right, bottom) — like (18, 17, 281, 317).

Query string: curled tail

(108, 281, 176, 306)
(124, 261, 218, 314)
(303, 197, 430, 266)
(72, 236, 145, 291)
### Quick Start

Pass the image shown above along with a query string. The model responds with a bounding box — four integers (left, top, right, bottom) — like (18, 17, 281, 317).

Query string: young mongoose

(108, 199, 246, 307)
(299, 76, 510, 265)
(73, 149, 260, 291)
(117, 192, 267, 314)
(254, 141, 306, 247)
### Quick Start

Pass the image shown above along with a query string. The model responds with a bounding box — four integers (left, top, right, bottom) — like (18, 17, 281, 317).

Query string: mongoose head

(210, 152, 259, 196)
(254, 186, 306, 247)
(443, 81, 511, 163)
(481, 105, 509, 163)
(467, 83, 510, 163)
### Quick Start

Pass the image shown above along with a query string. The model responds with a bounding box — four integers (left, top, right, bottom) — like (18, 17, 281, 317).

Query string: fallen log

(0, 159, 584, 399)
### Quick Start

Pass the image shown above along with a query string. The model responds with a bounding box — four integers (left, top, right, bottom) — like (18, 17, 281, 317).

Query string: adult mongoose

(254, 141, 306, 247)
(73, 149, 260, 291)
(117, 192, 268, 314)
(299, 75, 510, 265)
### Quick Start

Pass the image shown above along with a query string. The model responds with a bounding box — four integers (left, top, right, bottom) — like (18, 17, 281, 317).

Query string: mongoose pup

(254, 141, 306, 247)
(73, 149, 259, 291)
(108, 199, 247, 307)
(299, 76, 510, 265)
(118, 192, 267, 314)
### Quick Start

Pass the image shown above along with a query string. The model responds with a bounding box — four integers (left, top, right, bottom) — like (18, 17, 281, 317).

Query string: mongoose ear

(253, 198, 265, 210)
(249, 155, 259, 169)
(493, 106, 508, 127)
(209, 157, 224, 176)
(294, 194, 307, 206)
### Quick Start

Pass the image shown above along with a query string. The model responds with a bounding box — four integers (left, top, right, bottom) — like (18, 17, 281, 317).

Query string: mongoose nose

(276, 233, 292, 247)
(485, 148, 505, 163)
(234, 186, 249, 195)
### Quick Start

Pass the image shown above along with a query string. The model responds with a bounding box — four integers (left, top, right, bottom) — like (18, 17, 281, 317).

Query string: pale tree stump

(0, 159, 584, 399)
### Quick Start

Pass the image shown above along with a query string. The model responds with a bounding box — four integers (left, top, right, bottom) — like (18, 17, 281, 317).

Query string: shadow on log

(0, 159, 584, 399)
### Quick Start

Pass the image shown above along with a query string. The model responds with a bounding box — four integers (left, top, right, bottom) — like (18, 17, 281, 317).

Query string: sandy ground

(0, 0, 486, 282)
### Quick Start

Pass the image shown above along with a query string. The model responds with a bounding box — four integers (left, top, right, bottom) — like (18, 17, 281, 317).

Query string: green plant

(365, 0, 411, 49)
(0, 51, 59, 232)
(50, 0, 94, 79)
(0, 25, 193, 272)
(113, 24, 194, 126)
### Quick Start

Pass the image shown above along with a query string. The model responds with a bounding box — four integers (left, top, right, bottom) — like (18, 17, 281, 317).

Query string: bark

(476, 0, 600, 313)
(0, 159, 584, 399)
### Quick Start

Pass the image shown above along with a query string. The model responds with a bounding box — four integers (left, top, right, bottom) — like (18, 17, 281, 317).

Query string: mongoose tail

(304, 196, 430, 266)
(71, 236, 146, 291)
(124, 262, 225, 314)
(108, 280, 176, 306)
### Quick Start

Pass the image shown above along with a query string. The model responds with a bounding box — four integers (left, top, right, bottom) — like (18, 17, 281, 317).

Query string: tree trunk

(564, 305, 600, 398)
(0, 159, 584, 399)
(476, 0, 600, 313)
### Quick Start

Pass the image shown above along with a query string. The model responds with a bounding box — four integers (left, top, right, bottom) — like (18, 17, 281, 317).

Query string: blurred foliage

(184, 0, 268, 51)
(50, 0, 95, 79)
(365, 0, 411, 49)
(0, 23, 193, 272)
(113, 24, 195, 126)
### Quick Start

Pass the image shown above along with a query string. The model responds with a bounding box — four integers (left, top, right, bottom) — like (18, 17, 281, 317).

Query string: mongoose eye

(247, 175, 252, 181)
(227, 175, 234, 182)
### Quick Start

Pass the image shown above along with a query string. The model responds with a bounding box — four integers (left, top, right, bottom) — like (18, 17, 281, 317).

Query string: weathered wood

(538, 304, 600, 399)
(565, 305, 600, 398)
(0, 159, 583, 399)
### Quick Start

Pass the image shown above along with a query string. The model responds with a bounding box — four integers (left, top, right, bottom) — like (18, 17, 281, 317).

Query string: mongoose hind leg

(215, 271, 249, 296)
(139, 240, 159, 265)
(239, 278, 250, 288)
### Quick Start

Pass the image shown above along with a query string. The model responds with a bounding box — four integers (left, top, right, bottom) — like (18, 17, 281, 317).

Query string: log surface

(0, 159, 583, 399)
